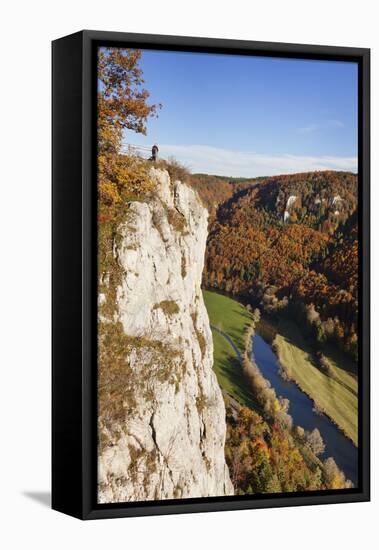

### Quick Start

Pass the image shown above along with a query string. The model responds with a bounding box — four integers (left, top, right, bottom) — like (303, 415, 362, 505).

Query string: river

(252, 330, 358, 486)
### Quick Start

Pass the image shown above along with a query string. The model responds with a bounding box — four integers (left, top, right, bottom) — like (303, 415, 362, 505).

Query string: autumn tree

(97, 48, 162, 207)
(305, 428, 325, 456)
(323, 457, 351, 489)
(97, 48, 163, 316)
(98, 47, 161, 154)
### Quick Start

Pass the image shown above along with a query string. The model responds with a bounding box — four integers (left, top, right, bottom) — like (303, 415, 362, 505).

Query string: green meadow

(203, 290, 256, 408)
(274, 319, 358, 445)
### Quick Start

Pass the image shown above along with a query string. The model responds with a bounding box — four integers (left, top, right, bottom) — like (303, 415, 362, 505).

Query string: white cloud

(297, 119, 345, 135)
(159, 144, 357, 177)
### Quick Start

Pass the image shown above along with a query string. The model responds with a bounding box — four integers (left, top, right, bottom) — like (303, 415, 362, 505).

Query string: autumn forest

(199, 170, 359, 360)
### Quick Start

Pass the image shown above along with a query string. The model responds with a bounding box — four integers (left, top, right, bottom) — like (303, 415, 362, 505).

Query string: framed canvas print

(52, 30, 370, 519)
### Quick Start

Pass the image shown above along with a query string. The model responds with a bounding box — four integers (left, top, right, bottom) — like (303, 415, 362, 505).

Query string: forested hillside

(204, 171, 358, 359)
(188, 173, 266, 220)
(187, 174, 234, 219)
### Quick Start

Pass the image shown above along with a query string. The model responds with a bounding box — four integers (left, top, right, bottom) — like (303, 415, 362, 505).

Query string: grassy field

(274, 319, 358, 445)
(203, 290, 252, 353)
(203, 290, 256, 408)
(212, 330, 257, 409)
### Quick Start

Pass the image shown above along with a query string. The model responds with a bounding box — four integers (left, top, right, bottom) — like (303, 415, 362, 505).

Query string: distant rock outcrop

(98, 168, 233, 503)
(284, 194, 298, 222)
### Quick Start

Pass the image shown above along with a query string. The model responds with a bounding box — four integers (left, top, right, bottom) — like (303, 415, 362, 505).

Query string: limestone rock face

(98, 168, 233, 503)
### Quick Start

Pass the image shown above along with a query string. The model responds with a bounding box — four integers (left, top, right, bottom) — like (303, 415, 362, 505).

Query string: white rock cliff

(98, 168, 233, 503)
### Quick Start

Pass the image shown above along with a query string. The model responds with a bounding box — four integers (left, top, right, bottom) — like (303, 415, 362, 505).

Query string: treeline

(225, 318, 352, 494)
(226, 405, 352, 494)
(204, 171, 358, 359)
(188, 174, 234, 220)
(188, 174, 263, 220)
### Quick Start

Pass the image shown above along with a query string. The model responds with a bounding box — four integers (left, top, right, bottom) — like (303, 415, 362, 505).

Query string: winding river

(252, 330, 358, 486)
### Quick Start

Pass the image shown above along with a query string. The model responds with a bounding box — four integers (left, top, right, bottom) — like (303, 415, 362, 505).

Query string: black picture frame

(52, 30, 370, 520)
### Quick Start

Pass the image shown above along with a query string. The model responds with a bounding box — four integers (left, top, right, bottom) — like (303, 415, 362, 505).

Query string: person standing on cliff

(151, 144, 159, 161)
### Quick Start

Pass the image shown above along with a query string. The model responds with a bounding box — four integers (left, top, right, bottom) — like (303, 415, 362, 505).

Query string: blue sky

(121, 49, 358, 177)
